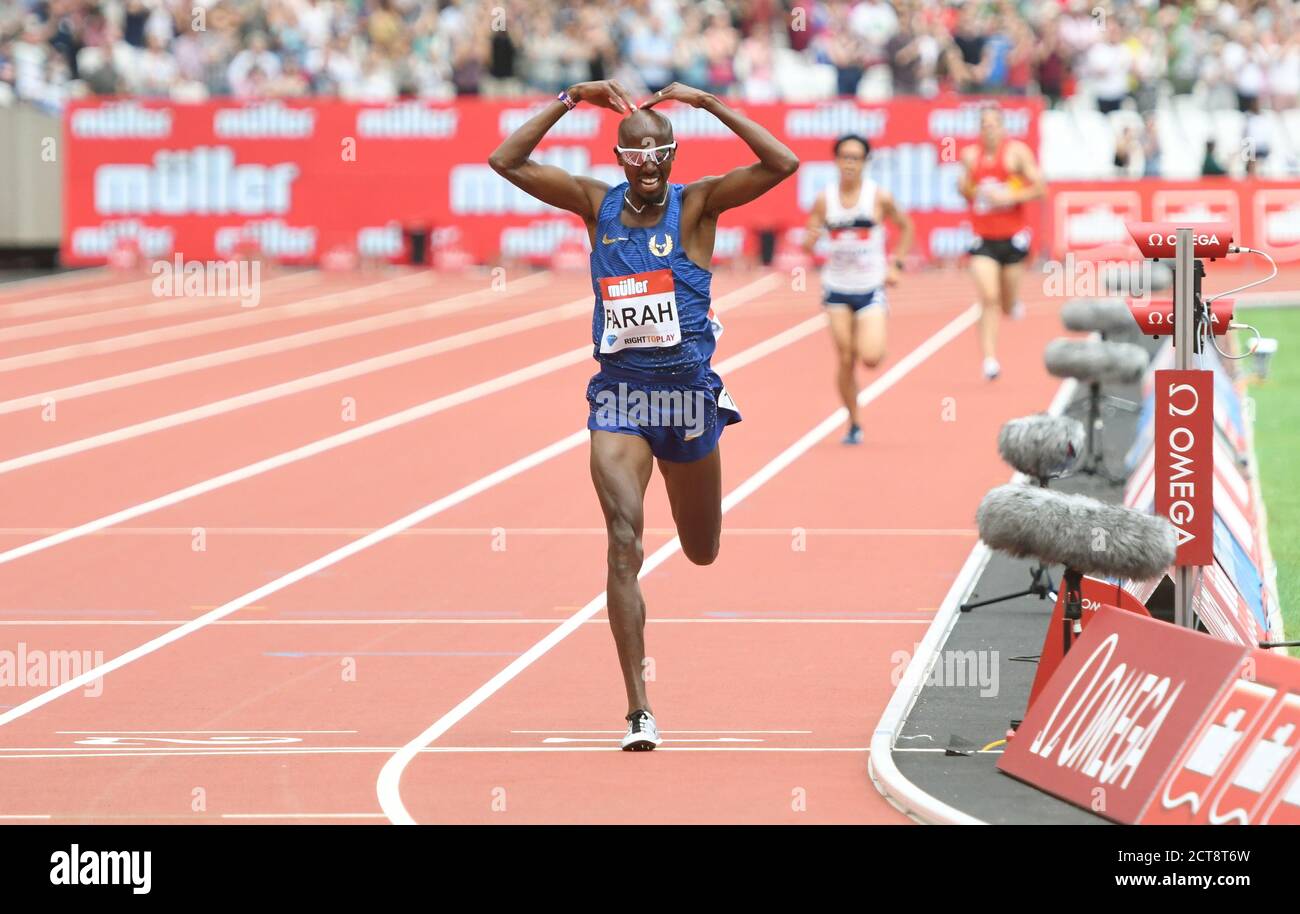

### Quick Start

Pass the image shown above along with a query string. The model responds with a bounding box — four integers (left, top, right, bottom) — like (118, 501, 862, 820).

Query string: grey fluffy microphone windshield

(1044, 338, 1149, 384)
(976, 484, 1176, 580)
(998, 414, 1086, 480)
(1060, 298, 1138, 335)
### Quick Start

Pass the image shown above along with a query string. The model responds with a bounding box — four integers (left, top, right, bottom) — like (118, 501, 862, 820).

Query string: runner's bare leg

(826, 306, 859, 427)
(657, 444, 723, 567)
(590, 430, 655, 715)
(971, 254, 1003, 361)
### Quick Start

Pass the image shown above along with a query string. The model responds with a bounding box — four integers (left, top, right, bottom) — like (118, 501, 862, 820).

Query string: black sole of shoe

(622, 741, 658, 752)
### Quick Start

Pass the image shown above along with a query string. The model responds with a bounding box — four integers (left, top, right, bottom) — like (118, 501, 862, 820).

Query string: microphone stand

(1073, 380, 1129, 486)
(1061, 568, 1084, 655)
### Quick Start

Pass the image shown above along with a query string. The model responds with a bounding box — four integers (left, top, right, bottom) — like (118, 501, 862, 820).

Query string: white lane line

(512, 729, 812, 734)
(0, 270, 553, 415)
(376, 303, 981, 824)
(0, 272, 324, 342)
(0, 267, 108, 296)
(0, 271, 434, 372)
(56, 729, 357, 734)
(0, 618, 931, 626)
(221, 813, 387, 820)
(541, 736, 762, 743)
(0, 747, 869, 760)
(0, 525, 978, 536)
(0, 276, 781, 566)
(0, 288, 587, 474)
(0, 814, 52, 819)
(0, 288, 813, 730)
(0, 276, 150, 320)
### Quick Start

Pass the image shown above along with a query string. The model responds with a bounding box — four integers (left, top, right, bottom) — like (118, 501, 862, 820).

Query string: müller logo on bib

(600, 268, 681, 354)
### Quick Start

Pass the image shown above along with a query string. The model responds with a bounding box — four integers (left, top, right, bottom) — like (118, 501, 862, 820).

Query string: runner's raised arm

(488, 81, 638, 224)
(643, 82, 799, 216)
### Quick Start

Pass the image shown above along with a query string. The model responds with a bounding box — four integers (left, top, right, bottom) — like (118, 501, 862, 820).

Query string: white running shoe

(982, 357, 1001, 380)
(1010, 300, 1026, 320)
(621, 709, 662, 751)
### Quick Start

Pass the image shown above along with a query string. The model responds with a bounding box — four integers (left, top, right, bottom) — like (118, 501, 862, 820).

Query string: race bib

(707, 306, 724, 339)
(599, 269, 680, 354)
(974, 178, 1011, 213)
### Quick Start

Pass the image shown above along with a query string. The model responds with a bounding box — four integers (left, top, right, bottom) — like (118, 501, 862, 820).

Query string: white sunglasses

(615, 142, 677, 167)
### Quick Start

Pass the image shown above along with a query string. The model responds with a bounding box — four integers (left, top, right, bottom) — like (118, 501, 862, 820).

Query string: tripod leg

(960, 587, 1038, 612)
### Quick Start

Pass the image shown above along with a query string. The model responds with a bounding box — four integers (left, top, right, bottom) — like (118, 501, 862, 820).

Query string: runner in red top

(958, 105, 1045, 380)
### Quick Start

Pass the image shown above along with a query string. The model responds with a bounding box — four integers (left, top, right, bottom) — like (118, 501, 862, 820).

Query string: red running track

(0, 264, 1063, 823)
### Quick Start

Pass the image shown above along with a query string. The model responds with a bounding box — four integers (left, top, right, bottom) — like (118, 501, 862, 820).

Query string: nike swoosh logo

(602, 234, 628, 245)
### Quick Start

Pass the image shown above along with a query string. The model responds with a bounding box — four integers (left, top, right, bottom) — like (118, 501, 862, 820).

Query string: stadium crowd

(1, 0, 1297, 115)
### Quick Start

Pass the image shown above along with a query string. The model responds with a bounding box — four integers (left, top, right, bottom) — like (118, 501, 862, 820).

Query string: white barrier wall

(0, 106, 62, 248)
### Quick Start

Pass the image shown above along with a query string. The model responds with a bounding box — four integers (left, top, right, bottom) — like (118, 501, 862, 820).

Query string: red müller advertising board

(61, 96, 1041, 266)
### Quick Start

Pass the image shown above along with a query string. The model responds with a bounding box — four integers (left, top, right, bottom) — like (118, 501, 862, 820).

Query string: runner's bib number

(599, 269, 680, 354)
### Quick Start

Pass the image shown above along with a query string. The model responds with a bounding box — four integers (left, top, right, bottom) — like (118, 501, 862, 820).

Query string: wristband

(557, 90, 577, 111)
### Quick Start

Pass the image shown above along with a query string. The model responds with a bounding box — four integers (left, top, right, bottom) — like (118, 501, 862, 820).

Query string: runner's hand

(569, 81, 637, 113)
(643, 82, 713, 109)
(885, 264, 902, 287)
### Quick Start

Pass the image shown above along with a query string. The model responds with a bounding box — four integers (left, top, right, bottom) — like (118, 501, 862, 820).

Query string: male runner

(802, 134, 913, 444)
(489, 80, 798, 750)
(958, 105, 1045, 380)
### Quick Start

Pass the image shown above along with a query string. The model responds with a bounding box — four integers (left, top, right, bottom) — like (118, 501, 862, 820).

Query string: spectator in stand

(849, 0, 898, 68)
(411, 13, 456, 99)
(368, 0, 404, 58)
(1222, 20, 1267, 112)
(978, 6, 1016, 94)
(1056, 0, 1100, 63)
(1141, 113, 1162, 177)
(521, 10, 567, 95)
(1112, 124, 1135, 176)
(306, 32, 362, 97)
(815, 2, 866, 98)
(948, 3, 989, 94)
(626, 12, 675, 95)
(735, 19, 779, 103)
(1202, 139, 1228, 177)
(267, 49, 312, 97)
(886, 10, 939, 97)
(702, 8, 739, 96)
(0, 0, 1295, 131)
(227, 31, 280, 97)
(786, 0, 825, 54)
(450, 28, 486, 95)
(1082, 19, 1132, 113)
(480, 11, 520, 97)
(135, 31, 179, 97)
(674, 6, 711, 92)
(1269, 31, 1300, 111)
(1244, 96, 1272, 177)
(1129, 22, 1166, 113)
(1033, 14, 1068, 107)
(1001, 13, 1034, 96)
